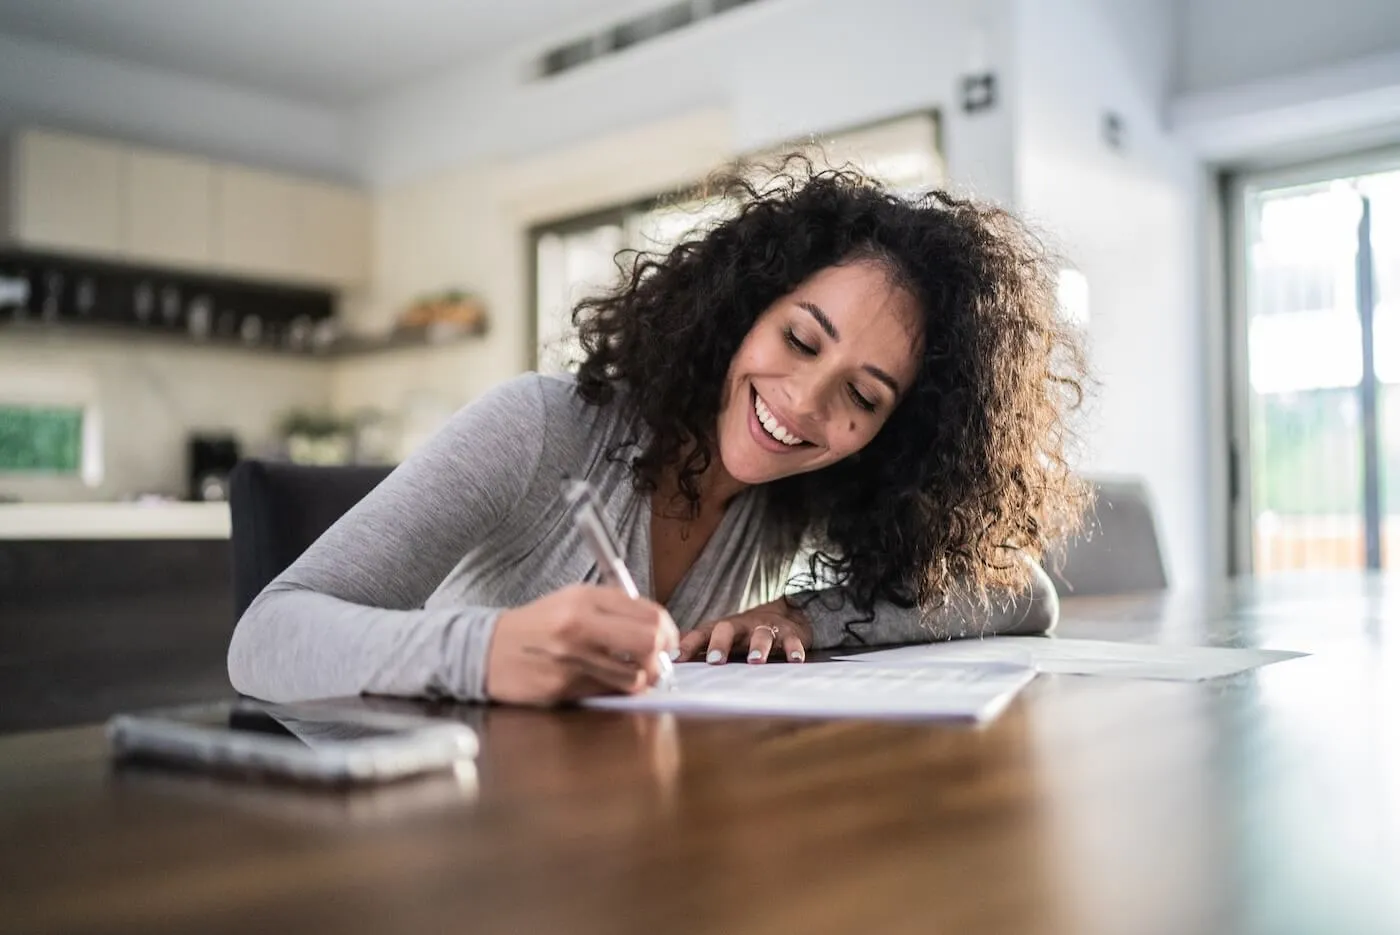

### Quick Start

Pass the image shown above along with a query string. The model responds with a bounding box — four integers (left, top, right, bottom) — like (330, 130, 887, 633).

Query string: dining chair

(228, 459, 394, 618)
(1048, 476, 1169, 596)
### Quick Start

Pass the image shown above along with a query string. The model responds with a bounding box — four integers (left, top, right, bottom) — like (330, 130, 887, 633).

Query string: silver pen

(561, 478, 678, 691)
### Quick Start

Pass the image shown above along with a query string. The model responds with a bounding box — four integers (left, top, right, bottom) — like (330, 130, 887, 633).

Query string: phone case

(106, 701, 478, 786)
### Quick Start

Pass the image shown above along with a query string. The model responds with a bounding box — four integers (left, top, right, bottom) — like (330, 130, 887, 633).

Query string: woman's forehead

(786, 263, 923, 381)
(798, 262, 922, 329)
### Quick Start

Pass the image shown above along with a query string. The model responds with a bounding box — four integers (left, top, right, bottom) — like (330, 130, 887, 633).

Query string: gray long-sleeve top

(228, 373, 1057, 703)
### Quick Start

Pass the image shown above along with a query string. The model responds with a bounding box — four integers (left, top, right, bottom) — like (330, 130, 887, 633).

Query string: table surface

(2, 572, 1397, 935)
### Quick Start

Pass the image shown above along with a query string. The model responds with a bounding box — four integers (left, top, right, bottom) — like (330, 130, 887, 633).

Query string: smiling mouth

(752, 387, 814, 448)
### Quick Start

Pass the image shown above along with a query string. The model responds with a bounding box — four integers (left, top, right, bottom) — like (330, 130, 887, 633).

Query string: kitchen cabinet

(8, 129, 125, 258)
(4, 127, 373, 290)
(125, 148, 214, 268)
(213, 170, 370, 288)
(211, 166, 298, 281)
(294, 180, 371, 288)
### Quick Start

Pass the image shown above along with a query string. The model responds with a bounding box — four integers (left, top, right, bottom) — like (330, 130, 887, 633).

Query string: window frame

(526, 109, 942, 373)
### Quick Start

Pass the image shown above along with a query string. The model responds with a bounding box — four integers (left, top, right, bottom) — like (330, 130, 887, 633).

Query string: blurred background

(2, 0, 1400, 727)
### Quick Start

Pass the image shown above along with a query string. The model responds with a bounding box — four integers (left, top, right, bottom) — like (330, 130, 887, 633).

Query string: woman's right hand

(485, 584, 680, 705)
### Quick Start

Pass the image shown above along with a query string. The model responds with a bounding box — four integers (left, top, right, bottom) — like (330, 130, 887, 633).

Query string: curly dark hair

(572, 157, 1089, 614)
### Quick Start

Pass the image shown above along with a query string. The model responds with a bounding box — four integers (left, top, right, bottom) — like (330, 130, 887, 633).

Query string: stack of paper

(582, 660, 1035, 723)
(834, 636, 1306, 681)
(582, 638, 1305, 724)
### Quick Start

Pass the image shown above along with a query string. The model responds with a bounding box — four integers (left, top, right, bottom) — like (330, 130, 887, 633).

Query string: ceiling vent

(537, 0, 763, 79)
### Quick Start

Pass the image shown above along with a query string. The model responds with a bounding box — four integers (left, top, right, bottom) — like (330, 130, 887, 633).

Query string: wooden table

(2, 572, 1397, 935)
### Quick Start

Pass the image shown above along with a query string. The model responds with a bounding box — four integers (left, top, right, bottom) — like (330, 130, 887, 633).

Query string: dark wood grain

(1, 572, 1397, 935)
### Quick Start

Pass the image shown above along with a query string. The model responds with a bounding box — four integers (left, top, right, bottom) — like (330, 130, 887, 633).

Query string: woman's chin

(720, 450, 808, 486)
(718, 451, 773, 486)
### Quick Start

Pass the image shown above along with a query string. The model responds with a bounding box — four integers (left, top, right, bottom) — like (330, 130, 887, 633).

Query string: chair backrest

(229, 459, 394, 618)
(1048, 476, 1169, 596)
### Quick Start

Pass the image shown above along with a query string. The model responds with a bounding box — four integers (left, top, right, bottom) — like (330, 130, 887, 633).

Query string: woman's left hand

(677, 598, 813, 665)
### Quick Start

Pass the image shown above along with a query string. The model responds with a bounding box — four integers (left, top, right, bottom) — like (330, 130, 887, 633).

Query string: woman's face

(717, 260, 923, 486)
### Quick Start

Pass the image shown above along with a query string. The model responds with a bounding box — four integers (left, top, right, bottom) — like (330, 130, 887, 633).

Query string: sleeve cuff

(441, 607, 503, 702)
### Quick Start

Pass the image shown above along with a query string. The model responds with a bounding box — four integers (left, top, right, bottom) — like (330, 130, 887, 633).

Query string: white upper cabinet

(10, 129, 126, 258)
(4, 127, 373, 290)
(211, 166, 299, 281)
(125, 148, 214, 268)
(294, 180, 372, 288)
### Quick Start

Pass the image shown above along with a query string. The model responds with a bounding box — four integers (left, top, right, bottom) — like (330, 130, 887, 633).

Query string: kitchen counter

(0, 502, 231, 540)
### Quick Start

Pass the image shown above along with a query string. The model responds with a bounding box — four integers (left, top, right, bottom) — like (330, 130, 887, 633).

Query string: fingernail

(790, 651, 805, 662)
(747, 649, 763, 663)
(706, 650, 724, 664)
(667, 648, 681, 662)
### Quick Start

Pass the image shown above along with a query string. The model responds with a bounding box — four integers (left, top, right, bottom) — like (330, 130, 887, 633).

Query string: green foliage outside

(1253, 385, 1399, 515)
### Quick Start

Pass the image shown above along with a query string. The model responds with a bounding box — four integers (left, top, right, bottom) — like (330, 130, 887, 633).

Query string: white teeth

(753, 392, 804, 446)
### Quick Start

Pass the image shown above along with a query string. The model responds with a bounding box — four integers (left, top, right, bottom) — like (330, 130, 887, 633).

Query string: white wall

(356, 0, 1019, 202)
(336, 0, 1022, 448)
(330, 109, 735, 438)
(346, 0, 1217, 588)
(1170, 0, 1400, 162)
(0, 336, 330, 501)
(1177, 0, 1400, 95)
(1014, 0, 1210, 587)
(0, 32, 356, 181)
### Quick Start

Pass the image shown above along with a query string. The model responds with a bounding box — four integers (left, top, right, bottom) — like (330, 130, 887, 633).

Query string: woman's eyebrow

(798, 301, 838, 340)
(864, 366, 901, 396)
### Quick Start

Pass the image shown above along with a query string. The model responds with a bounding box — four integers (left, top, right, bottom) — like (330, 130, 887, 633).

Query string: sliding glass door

(1232, 159, 1400, 574)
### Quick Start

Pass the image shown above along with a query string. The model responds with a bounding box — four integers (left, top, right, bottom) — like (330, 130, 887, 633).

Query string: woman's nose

(782, 373, 832, 424)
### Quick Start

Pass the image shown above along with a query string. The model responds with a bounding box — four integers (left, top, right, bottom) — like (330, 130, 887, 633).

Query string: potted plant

(278, 410, 357, 466)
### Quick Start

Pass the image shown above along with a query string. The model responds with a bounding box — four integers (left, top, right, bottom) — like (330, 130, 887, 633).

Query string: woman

(228, 160, 1088, 706)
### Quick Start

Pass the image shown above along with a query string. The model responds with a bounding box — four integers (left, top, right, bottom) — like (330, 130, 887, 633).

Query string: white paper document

(581, 661, 1036, 722)
(834, 636, 1306, 681)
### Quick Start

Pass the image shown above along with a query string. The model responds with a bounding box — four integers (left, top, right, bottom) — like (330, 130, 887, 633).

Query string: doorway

(1229, 156, 1400, 574)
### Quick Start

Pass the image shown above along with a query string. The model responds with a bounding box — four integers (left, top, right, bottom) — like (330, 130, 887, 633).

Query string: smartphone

(107, 700, 478, 786)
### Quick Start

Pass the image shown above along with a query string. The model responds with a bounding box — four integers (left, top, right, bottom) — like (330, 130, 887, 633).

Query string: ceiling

(0, 0, 655, 107)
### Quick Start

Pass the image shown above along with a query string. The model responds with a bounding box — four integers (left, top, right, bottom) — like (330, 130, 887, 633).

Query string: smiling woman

(228, 156, 1090, 708)
(575, 158, 1090, 631)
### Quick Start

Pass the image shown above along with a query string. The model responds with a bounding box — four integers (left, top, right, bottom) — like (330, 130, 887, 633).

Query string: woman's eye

(848, 386, 877, 412)
(783, 327, 817, 356)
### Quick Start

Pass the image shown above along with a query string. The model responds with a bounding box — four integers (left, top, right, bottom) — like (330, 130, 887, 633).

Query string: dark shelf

(0, 320, 483, 360)
(0, 248, 484, 361)
(322, 327, 486, 359)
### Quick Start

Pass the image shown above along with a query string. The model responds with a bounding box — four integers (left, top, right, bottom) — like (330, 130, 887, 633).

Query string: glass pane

(1251, 389, 1364, 572)
(534, 224, 625, 374)
(627, 198, 732, 255)
(0, 405, 84, 473)
(1246, 183, 1366, 573)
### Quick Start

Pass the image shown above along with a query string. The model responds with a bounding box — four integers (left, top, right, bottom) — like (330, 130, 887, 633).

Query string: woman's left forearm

(976, 555, 1059, 636)
(789, 553, 1060, 649)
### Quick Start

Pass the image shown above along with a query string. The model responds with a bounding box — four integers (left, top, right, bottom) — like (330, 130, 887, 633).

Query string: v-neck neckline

(638, 488, 752, 612)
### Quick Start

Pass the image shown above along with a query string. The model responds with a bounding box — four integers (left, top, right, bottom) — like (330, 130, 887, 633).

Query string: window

(1231, 164, 1400, 574)
(530, 112, 942, 373)
(532, 197, 733, 373)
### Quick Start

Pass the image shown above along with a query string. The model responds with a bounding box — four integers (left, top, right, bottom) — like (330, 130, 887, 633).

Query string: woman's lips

(747, 385, 812, 453)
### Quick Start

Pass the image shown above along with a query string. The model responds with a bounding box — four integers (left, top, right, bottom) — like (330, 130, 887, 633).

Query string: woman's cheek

(845, 426, 879, 459)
